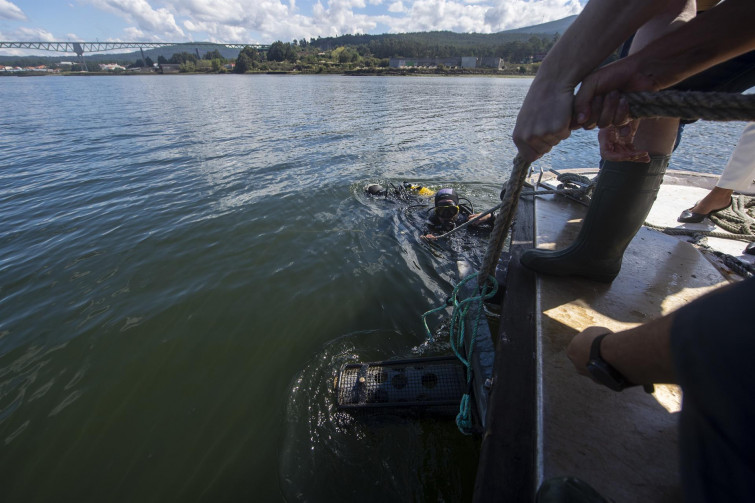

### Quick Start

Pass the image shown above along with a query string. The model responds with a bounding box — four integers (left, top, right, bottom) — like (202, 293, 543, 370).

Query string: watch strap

(588, 333, 654, 394)
(590, 333, 610, 362)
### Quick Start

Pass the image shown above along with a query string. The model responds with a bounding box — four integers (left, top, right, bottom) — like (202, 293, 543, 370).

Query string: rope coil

(710, 194, 755, 236)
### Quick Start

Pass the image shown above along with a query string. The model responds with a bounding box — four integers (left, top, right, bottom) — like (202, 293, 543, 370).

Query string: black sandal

(677, 199, 732, 223)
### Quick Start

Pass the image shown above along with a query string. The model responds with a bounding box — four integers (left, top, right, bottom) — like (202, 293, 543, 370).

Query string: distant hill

(309, 15, 576, 53)
(504, 15, 577, 35)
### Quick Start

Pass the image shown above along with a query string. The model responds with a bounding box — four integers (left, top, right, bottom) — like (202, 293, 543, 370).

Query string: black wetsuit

(425, 205, 494, 235)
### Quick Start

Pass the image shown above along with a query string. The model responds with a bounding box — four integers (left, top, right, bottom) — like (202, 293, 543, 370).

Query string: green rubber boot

(520, 155, 670, 283)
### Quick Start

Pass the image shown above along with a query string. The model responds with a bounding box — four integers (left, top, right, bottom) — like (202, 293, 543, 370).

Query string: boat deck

(475, 169, 750, 502)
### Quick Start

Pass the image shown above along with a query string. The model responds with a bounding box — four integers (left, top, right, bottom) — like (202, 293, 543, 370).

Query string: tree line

(231, 33, 562, 74)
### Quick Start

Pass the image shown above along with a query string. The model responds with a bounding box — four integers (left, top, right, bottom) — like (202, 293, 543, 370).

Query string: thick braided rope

(626, 91, 755, 122)
(710, 195, 755, 236)
(479, 154, 530, 285)
(643, 222, 755, 242)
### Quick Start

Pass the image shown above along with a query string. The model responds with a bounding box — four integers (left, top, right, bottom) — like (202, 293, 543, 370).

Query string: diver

(422, 188, 494, 240)
(365, 183, 494, 239)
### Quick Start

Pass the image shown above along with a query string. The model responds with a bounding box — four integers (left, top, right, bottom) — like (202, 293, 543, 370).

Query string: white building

(99, 63, 126, 71)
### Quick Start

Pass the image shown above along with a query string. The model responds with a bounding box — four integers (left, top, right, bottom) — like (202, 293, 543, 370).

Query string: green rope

(421, 272, 498, 434)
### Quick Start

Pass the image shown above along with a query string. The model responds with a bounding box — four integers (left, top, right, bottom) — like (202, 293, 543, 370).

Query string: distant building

(436, 57, 462, 67)
(99, 63, 126, 71)
(461, 57, 477, 69)
(388, 57, 502, 70)
(160, 64, 181, 74)
(479, 57, 504, 70)
(389, 57, 462, 68)
(22, 66, 52, 72)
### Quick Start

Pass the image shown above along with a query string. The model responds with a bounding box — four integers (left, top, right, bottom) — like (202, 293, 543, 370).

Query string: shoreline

(1, 69, 537, 78)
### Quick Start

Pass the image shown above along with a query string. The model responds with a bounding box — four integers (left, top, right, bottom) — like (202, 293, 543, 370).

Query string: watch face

(587, 360, 627, 391)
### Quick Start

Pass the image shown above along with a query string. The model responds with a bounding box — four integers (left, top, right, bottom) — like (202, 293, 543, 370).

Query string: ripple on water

(0, 343, 71, 441)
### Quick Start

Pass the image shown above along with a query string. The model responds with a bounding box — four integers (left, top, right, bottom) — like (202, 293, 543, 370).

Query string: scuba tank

(402, 182, 435, 197)
(365, 183, 436, 199)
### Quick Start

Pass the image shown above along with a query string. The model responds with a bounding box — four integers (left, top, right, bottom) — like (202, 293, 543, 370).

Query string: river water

(0, 74, 745, 502)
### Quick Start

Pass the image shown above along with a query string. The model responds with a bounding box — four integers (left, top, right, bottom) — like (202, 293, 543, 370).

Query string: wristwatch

(585, 333, 632, 391)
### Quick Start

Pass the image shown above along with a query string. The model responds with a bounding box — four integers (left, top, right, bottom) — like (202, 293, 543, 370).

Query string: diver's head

(366, 184, 387, 196)
(434, 188, 460, 221)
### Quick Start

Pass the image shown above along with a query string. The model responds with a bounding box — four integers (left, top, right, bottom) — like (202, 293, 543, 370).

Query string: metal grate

(335, 355, 466, 415)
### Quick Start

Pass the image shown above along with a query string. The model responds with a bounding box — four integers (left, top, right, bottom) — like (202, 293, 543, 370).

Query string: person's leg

(683, 187, 733, 216)
(678, 122, 755, 221)
(627, 0, 695, 156)
(715, 122, 755, 194)
(519, 0, 695, 282)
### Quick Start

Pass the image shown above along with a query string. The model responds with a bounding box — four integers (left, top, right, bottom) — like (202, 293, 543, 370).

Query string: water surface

(0, 74, 745, 502)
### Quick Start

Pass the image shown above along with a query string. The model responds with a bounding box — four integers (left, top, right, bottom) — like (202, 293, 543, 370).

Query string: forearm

(569, 279, 753, 389)
(534, 0, 670, 89)
(567, 317, 677, 388)
(600, 315, 677, 385)
(513, 0, 680, 161)
(601, 0, 755, 91)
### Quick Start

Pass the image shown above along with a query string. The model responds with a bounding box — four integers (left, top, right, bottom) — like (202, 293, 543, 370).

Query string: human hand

(468, 213, 491, 226)
(566, 326, 614, 377)
(598, 122, 650, 163)
(513, 81, 575, 163)
(574, 91, 631, 131)
(573, 56, 658, 131)
(421, 233, 437, 240)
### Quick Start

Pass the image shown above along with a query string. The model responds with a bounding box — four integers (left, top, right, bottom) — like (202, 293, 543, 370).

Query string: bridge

(0, 41, 268, 54)
(0, 41, 269, 71)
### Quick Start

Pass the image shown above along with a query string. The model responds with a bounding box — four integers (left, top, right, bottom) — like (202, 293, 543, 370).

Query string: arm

(575, 0, 755, 127)
(567, 278, 754, 388)
(512, 0, 680, 162)
(468, 212, 492, 226)
(567, 315, 677, 386)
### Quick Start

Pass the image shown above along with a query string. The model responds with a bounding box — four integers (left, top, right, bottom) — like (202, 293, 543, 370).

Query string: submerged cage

(335, 355, 466, 416)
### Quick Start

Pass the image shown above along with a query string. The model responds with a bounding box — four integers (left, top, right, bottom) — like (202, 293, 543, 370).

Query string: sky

(1, 0, 586, 55)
